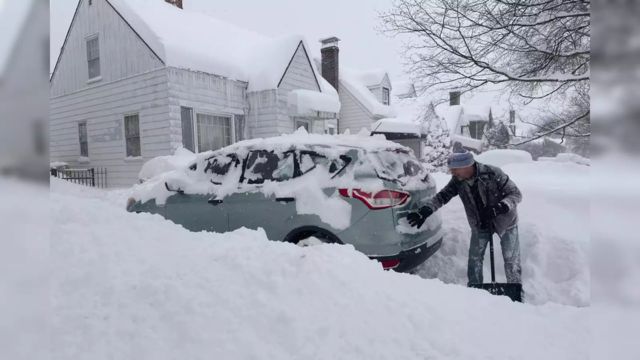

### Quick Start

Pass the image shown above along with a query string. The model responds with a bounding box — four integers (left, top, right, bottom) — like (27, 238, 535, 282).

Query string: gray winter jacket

(425, 162, 522, 236)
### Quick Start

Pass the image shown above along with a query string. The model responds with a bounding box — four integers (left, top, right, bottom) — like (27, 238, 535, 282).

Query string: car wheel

(285, 226, 342, 247)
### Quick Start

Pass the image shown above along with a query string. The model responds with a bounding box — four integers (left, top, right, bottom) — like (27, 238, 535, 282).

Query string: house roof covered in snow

(344, 69, 389, 88)
(370, 118, 424, 138)
(391, 81, 416, 98)
(54, 0, 323, 93)
(339, 67, 394, 119)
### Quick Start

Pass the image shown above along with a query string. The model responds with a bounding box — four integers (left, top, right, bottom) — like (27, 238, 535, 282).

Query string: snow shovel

(468, 235, 523, 302)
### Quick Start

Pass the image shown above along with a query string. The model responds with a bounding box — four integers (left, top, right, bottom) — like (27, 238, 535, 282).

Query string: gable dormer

(50, 0, 164, 97)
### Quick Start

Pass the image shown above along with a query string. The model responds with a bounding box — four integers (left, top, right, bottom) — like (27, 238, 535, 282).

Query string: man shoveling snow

(407, 145, 523, 292)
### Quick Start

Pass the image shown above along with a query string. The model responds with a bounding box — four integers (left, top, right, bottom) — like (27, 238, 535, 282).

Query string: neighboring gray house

(317, 37, 394, 135)
(50, 0, 339, 187)
(392, 81, 417, 99)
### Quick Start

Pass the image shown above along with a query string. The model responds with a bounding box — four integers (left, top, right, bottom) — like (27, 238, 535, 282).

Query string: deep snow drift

(50, 177, 588, 360)
(416, 153, 590, 306)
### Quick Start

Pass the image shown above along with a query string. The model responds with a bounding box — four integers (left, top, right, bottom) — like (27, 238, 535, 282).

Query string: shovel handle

(489, 235, 496, 283)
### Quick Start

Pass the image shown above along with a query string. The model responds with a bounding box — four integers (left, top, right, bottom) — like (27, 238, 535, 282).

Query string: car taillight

(338, 188, 410, 210)
(380, 259, 400, 270)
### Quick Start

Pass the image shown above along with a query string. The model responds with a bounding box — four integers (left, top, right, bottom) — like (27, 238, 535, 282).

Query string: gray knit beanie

(447, 143, 475, 169)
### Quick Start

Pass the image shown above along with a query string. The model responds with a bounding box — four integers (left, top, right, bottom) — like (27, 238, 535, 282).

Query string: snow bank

(137, 146, 197, 182)
(417, 160, 589, 306)
(539, 152, 591, 166)
(475, 149, 533, 167)
(51, 178, 588, 359)
(0, 177, 48, 360)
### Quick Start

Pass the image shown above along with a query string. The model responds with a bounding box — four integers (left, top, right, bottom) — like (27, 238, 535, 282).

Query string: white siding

(246, 42, 323, 138)
(246, 89, 280, 138)
(276, 43, 322, 134)
(166, 68, 247, 150)
(338, 83, 373, 134)
(50, 68, 171, 187)
(50, 0, 164, 97)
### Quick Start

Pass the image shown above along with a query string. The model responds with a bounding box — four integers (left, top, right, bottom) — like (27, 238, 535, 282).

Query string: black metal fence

(50, 167, 108, 188)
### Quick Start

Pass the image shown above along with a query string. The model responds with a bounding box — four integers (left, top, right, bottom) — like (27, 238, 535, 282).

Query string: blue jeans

(467, 226, 521, 284)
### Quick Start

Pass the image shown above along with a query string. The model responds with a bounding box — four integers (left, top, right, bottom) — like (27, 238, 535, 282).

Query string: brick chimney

(449, 91, 461, 106)
(320, 37, 340, 93)
(165, 0, 183, 9)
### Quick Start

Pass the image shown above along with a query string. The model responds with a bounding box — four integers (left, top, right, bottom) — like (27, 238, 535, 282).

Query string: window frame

(78, 121, 88, 157)
(124, 113, 141, 157)
(195, 112, 233, 153)
(234, 114, 246, 142)
(294, 118, 310, 132)
(85, 34, 100, 81)
(382, 87, 390, 105)
(180, 106, 195, 152)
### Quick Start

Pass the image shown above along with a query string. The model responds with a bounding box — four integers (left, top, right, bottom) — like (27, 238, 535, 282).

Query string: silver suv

(127, 138, 443, 272)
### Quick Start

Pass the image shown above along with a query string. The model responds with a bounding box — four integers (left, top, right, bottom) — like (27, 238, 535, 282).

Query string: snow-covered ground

(416, 151, 590, 306)
(49, 159, 591, 359)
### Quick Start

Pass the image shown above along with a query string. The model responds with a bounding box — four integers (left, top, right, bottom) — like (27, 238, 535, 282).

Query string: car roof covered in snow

(199, 129, 410, 157)
(107, 0, 314, 92)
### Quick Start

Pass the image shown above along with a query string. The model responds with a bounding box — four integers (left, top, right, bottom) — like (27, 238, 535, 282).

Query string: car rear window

(369, 149, 425, 183)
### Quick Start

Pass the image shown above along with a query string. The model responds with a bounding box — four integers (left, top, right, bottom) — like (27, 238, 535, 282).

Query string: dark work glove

(407, 206, 434, 228)
(483, 201, 509, 220)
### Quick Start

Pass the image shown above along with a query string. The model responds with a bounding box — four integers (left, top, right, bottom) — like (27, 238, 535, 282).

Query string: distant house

(436, 91, 491, 153)
(317, 37, 394, 135)
(49, 0, 339, 187)
(392, 81, 417, 99)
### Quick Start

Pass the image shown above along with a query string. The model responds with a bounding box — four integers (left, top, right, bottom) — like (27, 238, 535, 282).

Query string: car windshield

(369, 149, 424, 184)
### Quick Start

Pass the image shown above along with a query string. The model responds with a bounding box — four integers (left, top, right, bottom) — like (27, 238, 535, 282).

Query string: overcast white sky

(50, 0, 410, 81)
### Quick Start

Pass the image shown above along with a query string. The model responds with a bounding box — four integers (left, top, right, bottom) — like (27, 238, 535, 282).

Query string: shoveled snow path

(51, 178, 587, 360)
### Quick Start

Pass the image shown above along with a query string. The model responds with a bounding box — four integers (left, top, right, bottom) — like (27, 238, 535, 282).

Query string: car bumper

(370, 237, 443, 273)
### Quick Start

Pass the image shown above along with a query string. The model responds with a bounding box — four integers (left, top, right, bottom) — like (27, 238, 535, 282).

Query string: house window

(468, 121, 486, 140)
(181, 107, 194, 152)
(124, 114, 141, 157)
(86, 35, 100, 80)
(382, 87, 390, 105)
(78, 121, 88, 157)
(234, 114, 245, 142)
(196, 113, 231, 152)
(295, 119, 310, 132)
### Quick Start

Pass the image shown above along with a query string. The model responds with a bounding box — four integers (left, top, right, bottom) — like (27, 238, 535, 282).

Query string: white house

(49, 0, 339, 187)
(316, 37, 394, 135)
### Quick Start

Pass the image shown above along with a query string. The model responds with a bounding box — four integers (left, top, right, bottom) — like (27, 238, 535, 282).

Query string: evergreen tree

(421, 102, 452, 172)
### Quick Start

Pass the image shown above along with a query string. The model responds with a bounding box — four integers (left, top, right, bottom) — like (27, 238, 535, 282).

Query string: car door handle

(208, 198, 223, 205)
(275, 197, 295, 203)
